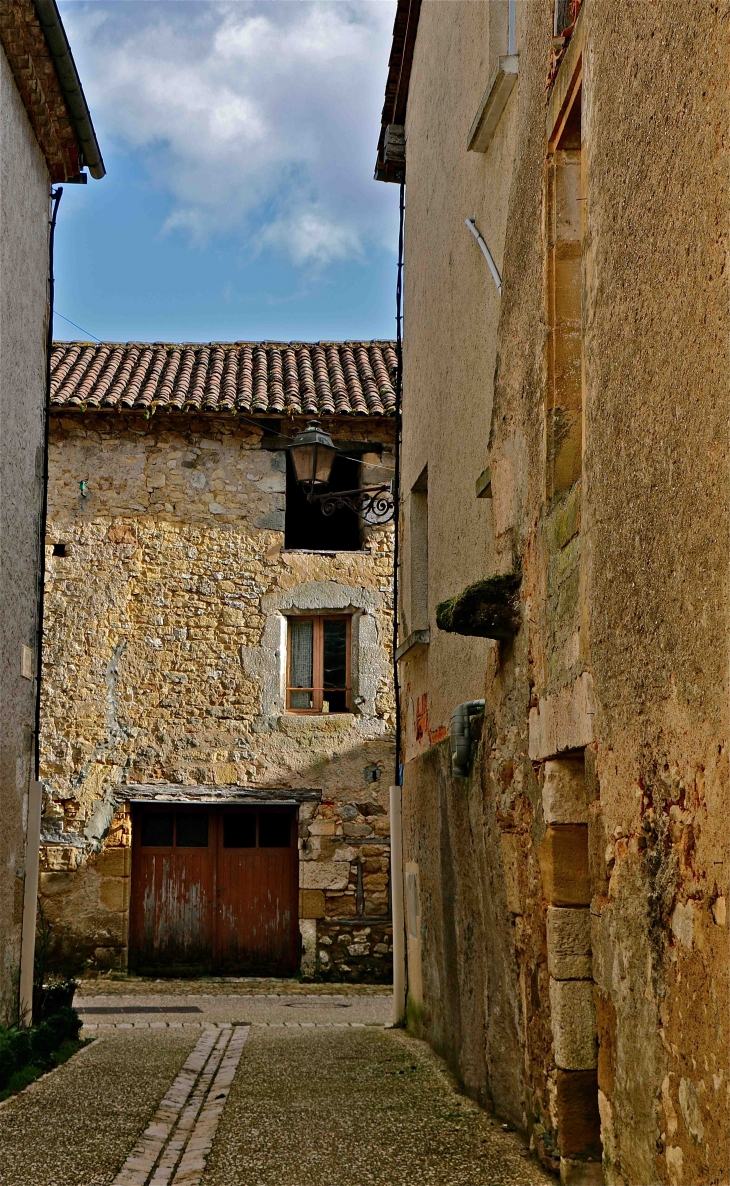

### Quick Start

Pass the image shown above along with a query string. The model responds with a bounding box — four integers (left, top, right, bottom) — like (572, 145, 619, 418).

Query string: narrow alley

(0, 980, 552, 1186)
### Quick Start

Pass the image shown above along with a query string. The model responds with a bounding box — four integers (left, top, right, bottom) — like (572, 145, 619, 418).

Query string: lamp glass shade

(289, 421, 337, 488)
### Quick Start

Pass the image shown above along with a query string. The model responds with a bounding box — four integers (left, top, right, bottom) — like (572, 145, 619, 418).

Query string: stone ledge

(467, 55, 519, 153)
(395, 629, 430, 662)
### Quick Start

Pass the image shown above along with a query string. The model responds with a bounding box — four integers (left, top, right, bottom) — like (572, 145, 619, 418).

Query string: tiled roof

(0, 1, 103, 182)
(50, 341, 398, 417)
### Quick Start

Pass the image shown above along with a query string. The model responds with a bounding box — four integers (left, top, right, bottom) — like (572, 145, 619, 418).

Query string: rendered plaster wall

(400, 0, 729, 1180)
(39, 411, 395, 981)
(0, 45, 50, 1021)
(398, 0, 507, 761)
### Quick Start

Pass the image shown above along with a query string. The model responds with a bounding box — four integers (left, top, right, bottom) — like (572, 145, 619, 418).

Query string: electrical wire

(54, 311, 102, 342)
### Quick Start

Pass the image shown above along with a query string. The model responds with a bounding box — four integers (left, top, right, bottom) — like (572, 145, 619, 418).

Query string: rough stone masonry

(37, 340, 397, 983)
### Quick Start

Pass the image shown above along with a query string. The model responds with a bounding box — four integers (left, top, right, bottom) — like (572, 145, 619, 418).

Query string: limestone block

(325, 893, 357, 917)
(42, 846, 81, 872)
(556, 1068, 601, 1158)
(671, 900, 694, 949)
(299, 861, 351, 890)
(549, 978, 597, 1070)
(94, 847, 130, 877)
(362, 872, 388, 890)
(547, 907, 592, 979)
(300, 919, 317, 977)
(539, 826, 590, 906)
(213, 763, 238, 784)
(528, 673, 595, 761)
(343, 822, 373, 839)
(39, 871, 76, 896)
(99, 878, 128, 913)
(309, 820, 337, 836)
(300, 890, 325, 919)
(256, 511, 285, 530)
(543, 758, 587, 824)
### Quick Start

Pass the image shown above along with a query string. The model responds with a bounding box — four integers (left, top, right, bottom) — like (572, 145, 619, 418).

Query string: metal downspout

(18, 186, 63, 1027)
(391, 181, 407, 1026)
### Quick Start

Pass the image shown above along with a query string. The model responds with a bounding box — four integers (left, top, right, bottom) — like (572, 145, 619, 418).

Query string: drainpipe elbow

(450, 699, 485, 778)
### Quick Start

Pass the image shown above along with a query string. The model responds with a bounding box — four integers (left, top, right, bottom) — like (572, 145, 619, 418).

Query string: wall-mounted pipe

(465, 217, 502, 296)
(390, 784, 406, 1025)
(450, 699, 485, 777)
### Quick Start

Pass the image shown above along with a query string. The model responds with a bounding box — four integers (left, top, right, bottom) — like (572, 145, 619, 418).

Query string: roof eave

(33, 0, 105, 179)
(374, 0, 421, 184)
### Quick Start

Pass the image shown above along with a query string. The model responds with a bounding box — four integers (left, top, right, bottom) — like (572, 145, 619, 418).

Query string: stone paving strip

(76, 978, 391, 998)
(113, 1025, 249, 1186)
(76, 990, 391, 1031)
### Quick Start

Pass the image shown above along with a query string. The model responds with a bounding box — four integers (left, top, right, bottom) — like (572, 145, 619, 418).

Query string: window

(222, 810, 291, 848)
(285, 452, 361, 551)
(408, 467, 428, 634)
(140, 809, 208, 848)
(287, 615, 351, 713)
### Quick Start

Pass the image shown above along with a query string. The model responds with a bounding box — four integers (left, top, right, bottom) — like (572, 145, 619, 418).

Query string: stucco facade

(0, 39, 51, 1023)
(39, 395, 395, 982)
(384, 1, 729, 1182)
(0, 1, 103, 1024)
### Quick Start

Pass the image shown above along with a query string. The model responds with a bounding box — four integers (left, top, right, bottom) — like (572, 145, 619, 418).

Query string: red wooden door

(216, 808, 299, 975)
(129, 805, 299, 976)
(129, 806, 214, 975)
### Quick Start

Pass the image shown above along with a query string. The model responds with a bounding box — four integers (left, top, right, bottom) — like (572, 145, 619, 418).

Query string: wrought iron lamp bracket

(306, 484, 395, 525)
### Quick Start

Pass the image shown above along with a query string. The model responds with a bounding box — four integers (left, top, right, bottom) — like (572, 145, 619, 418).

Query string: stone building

(38, 339, 396, 983)
(0, 0, 103, 1022)
(377, 1, 729, 1183)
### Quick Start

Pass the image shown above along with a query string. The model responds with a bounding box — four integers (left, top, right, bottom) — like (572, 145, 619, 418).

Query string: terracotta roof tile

(50, 340, 397, 418)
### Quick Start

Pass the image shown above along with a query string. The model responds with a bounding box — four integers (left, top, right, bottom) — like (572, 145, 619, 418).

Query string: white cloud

(60, 1, 398, 266)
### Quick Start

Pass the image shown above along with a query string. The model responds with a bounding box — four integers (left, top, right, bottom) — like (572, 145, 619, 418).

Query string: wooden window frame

(286, 614, 352, 714)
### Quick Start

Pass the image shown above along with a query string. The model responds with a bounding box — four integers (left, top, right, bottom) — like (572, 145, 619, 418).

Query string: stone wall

(39, 410, 395, 982)
(396, 0, 729, 1182)
(0, 43, 52, 1021)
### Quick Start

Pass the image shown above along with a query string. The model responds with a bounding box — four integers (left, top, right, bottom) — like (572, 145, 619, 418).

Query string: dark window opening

(141, 812, 174, 847)
(259, 812, 291, 848)
(223, 813, 257, 848)
(285, 452, 361, 551)
(176, 812, 209, 848)
(52, 543, 67, 557)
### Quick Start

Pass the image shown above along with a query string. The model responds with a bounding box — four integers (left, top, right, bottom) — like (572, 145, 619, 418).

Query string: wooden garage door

(129, 806, 299, 976)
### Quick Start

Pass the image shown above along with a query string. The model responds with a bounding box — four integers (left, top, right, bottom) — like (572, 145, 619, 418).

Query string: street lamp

(288, 420, 395, 525)
(288, 420, 338, 495)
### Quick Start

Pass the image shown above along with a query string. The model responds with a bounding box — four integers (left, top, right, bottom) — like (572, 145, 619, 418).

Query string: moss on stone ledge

(435, 573, 521, 640)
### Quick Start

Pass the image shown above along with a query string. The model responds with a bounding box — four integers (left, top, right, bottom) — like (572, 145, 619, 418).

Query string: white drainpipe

(18, 780, 43, 1025)
(390, 783, 407, 1025)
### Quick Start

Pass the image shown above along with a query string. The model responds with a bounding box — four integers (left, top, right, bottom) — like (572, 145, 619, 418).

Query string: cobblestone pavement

(0, 982, 553, 1186)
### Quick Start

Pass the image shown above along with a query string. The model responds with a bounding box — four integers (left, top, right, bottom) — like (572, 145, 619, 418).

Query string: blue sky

(54, 1, 398, 344)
